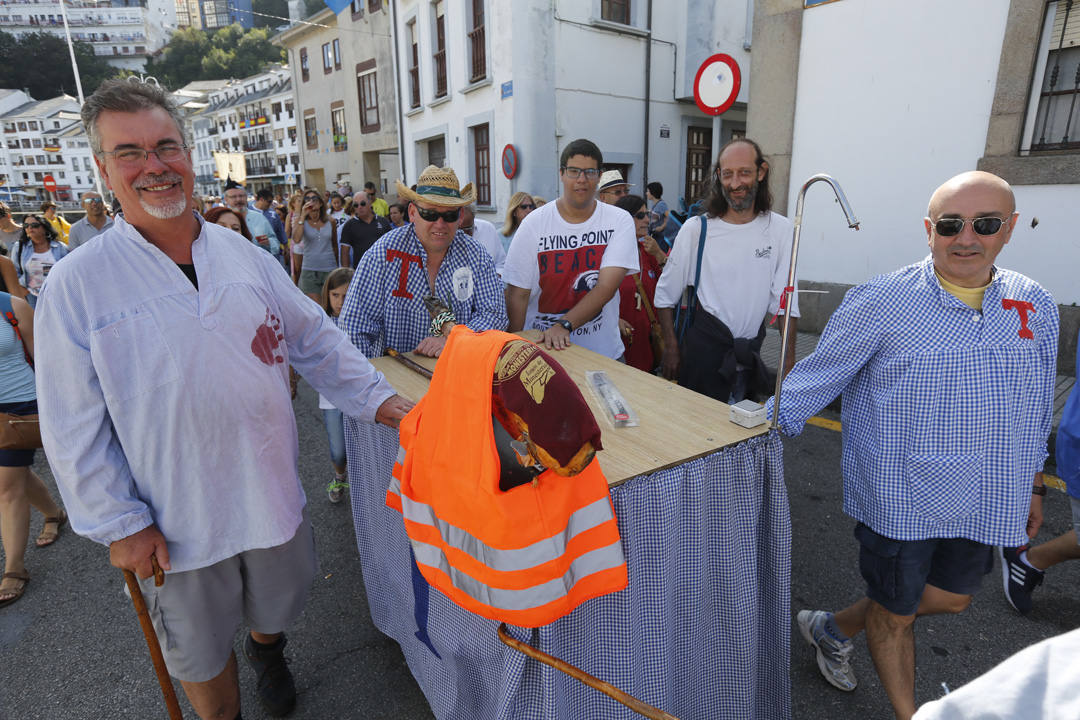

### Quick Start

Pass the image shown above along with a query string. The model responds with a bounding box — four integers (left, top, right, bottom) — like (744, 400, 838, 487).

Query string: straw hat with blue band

(396, 165, 476, 208)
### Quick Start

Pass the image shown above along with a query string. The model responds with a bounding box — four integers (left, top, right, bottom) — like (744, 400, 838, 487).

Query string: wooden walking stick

(386, 347, 434, 379)
(497, 624, 680, 720)
(123, 556, 183, 720)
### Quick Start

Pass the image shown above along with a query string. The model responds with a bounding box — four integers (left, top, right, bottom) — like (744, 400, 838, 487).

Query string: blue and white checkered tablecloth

(346, 419, 791, 720)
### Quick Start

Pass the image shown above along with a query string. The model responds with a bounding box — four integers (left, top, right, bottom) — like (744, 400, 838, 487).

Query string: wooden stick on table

(386, 348, 433, 379)
(497, 624, 680, 720)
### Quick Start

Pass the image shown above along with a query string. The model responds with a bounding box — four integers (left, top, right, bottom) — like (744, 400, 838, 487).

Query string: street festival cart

(342, 175, 856, 720)
(346, 336, 788, 719)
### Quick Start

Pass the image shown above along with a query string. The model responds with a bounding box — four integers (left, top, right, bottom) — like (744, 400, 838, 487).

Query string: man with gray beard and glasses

(31, 78, 413, 720)
(653, 138, 800, 403)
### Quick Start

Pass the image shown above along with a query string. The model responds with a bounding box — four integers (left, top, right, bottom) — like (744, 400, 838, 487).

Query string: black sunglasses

(415, 206, 461, 223)
(25, 222, 44, 229)
(632, 211, 648, 220)
(518, 203, 535, 210)
(930, 216, 1005, 237)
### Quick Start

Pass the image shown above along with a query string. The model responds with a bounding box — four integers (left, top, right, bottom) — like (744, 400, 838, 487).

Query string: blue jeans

(322, 408, 346, 470)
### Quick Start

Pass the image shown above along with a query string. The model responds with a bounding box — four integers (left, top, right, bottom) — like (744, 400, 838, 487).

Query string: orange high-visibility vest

(387, 326, 628, 628)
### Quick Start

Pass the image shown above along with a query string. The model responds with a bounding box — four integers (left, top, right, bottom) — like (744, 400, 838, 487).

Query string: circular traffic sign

(693, 54, 741, 116)
(43, 174, 57, 192)
(501, 144, 518, 179)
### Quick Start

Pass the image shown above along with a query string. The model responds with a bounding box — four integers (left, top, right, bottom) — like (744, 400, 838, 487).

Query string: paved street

(2, 381, 1077, 719)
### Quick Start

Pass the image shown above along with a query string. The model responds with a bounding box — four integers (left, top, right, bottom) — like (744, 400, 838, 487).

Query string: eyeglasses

(517, 203, 535, 210)
(84, 197, 104, 204)
(929, 216, 1006, 237)
(414, 206, 461, 223)
(357, 201, 367, 207)
(631, 211, 648, 220)
(25, 222, 44, 229)
(561, 166, 600, 180)
(100, 143, 188, 166)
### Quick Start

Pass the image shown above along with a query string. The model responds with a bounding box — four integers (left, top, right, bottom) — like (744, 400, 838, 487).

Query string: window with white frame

(433, 1, 447, 98)
(1024, 1, 1080, 153)
(467, 0, 485, 83)
(407, 20, 420, 108)
(357, 60, 380, 133)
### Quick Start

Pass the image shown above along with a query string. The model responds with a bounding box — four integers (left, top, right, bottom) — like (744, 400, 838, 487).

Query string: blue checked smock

(768, 257, 1058, 547)
(339, 224, 507, 357)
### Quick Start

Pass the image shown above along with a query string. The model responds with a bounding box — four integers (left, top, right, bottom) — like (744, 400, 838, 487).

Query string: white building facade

(0, 94, 96, 206)
(393, 0, 752, 226)
(183, 66, 303, 198)
(274, 2, 401, 196)
(0, 0, 175, 71)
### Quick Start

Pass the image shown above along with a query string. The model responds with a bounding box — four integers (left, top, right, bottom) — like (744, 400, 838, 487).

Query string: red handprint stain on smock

(252, 308, 285, 365)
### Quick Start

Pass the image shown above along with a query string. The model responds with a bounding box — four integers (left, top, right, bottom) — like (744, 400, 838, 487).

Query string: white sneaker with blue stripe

(797, 609, 857, 691)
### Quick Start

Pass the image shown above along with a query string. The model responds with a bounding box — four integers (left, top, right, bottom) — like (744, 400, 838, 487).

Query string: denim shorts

(855, 522, 994, 616)
(0, 399, 37, 467)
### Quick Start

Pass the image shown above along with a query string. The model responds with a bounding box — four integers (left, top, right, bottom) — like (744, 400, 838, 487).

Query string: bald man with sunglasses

(768, 171, 1057, 720)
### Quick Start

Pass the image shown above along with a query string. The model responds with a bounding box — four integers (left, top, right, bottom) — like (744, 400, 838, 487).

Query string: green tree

(0, 31, 119, 99)
(145, 24, 285, 90)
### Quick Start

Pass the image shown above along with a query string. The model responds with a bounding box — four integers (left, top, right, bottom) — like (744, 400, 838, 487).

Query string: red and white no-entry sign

(43, 175, 58, 192)
(693, 54, 742, 116)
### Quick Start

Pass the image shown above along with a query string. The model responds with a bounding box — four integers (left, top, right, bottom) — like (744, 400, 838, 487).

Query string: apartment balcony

(242, 140, 272, 153)
(245, 163, 275, 177)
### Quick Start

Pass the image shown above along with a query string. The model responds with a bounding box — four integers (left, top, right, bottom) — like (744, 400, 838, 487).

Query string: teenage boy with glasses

(340, 164, 507, 360)
(503, 138, 638, 359)
(769, 170, 1055, 720)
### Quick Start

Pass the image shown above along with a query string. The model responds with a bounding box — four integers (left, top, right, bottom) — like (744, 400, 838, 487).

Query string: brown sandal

(0, 571, 29, 607)
(36, 509, 67, 548)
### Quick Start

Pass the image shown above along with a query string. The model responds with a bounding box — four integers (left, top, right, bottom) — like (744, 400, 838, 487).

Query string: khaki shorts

(136, 512, 317, 682)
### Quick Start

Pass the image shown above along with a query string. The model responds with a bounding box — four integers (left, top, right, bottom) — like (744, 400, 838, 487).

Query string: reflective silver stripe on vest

(395, 445, 406, 466)
(411, 536, 625, 612)
(399, 494, 616, 573)
(387, 474, 402, 498)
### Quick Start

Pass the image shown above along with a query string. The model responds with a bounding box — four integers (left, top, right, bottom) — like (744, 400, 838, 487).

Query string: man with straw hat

(340, 164, 507, 360)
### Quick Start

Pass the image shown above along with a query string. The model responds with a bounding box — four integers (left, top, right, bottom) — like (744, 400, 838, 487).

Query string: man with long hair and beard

(654, 138, 799, 402)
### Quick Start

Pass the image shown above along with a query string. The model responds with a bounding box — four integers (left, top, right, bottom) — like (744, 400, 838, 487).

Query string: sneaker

(998, 546, 1044, 615)
(796, 610, 857, 691)
(243, 634, 296, 717)
(327, 477, 348, 504)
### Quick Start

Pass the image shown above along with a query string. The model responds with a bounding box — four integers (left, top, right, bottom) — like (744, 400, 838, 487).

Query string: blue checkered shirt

(768, 257, 1058, 546)
(339, 223, 507, 357)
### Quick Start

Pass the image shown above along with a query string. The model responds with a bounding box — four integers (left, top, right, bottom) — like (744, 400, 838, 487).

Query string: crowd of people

(0, 76, 1077, 720)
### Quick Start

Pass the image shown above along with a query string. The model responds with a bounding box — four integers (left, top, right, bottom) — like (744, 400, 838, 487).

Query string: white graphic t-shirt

(27, 251, 56, 295)
(503, 200, 638, 359)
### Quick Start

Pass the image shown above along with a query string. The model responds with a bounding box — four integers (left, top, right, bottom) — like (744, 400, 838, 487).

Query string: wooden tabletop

(370, 331, 770, 487)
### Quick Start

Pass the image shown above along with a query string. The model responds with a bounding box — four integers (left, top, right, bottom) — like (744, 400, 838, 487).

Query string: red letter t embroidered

(386, 249, 423, 299)
(1002, 298, 1035, 339)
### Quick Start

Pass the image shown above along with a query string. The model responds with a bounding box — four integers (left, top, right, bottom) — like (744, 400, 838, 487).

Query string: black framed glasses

(561, 166, 600, 180)
(929, 216, 1006, 237)
(632, 211, 648, 220)
(517, 202, 535, 210)
(415, 206, 461, 223)
(100, 143, 188, 166)
(357, 201, 368, 207)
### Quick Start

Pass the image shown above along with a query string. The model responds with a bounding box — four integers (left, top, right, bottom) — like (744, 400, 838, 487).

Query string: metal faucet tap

(772, 174, 860, 429)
